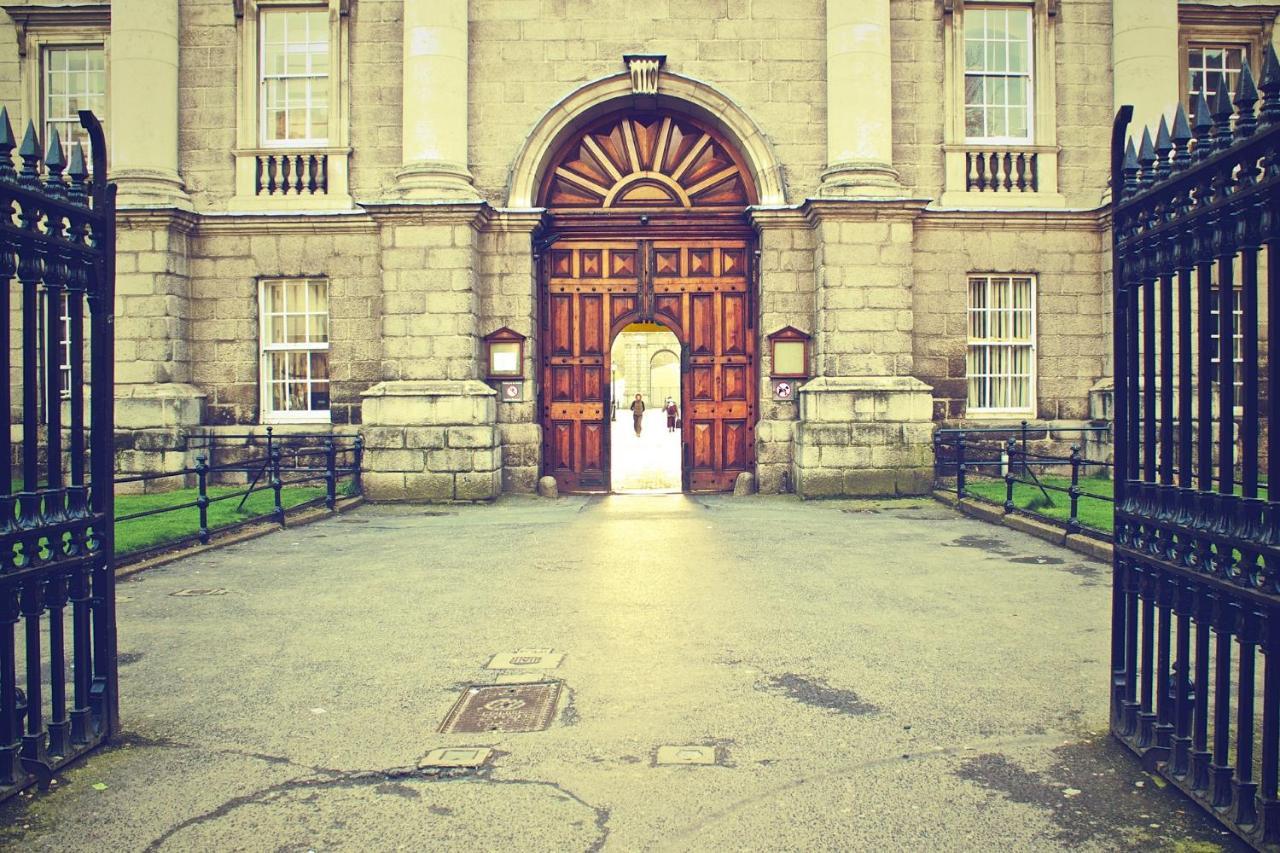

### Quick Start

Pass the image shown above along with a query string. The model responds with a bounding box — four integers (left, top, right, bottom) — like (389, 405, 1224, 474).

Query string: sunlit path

(610, 409, 681, 492)
(0, 496, 1243, 852)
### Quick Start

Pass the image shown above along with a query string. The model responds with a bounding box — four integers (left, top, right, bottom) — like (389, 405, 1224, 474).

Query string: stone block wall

(165, 0, 1117, 212)
(477, 218, 540, 493)
(360, 380, 500, 500)
(189, 223, 382, 425)
(912, 215, 1107, 423)
(116, 214, 194, 386)
(793, 376, 935, 497)
(812, 204, 918, 379)
(753, 212, 816, 493)
(378, 210, 482, 382)
(469, 0, 828, 204)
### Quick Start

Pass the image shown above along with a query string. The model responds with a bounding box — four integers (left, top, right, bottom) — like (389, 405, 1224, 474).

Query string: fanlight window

(542, 113, 754, 209)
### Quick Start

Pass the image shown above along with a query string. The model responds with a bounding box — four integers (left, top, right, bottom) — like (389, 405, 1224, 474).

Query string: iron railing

(934, 424, 1114, 536)
(116, 429, 363, 561)
(0, 109, 117, 804)
(1111, 46, 1280, 849)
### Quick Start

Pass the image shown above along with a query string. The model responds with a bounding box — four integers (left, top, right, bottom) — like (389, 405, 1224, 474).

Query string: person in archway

(630, 394, 645, 437)
(665, 397, 679, 433)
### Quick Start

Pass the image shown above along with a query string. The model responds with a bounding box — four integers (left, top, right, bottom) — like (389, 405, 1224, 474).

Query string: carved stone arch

(506, 71, 787, 209)
(540, 111, 755, 210)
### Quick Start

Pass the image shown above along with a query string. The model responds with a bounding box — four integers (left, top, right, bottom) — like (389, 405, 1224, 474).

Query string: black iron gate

(0, 109, 117, 802)
(1112, 48, 1280, 848)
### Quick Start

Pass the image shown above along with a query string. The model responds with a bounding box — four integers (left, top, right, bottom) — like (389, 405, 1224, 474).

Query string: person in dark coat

(630, 394, 645, 436)
(665, 398, 679, 432)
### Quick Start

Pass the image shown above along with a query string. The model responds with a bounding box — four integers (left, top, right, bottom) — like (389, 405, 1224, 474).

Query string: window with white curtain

(963, 6, 1034, 142)
(966, 274, 1036, 414)
(259, 279, 330, 422)
(259, 9, 330, 146)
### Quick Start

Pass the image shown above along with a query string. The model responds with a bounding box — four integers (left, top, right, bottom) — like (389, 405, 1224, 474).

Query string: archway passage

(610, 324, 682, 493)
(538, 109, 758, 494)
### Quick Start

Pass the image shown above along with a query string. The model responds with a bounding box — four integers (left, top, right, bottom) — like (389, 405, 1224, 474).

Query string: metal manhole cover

(439, 682, 561, 734)
(169, 588, 228, 597)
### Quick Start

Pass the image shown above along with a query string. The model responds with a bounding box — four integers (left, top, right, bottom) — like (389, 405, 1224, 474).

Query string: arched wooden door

(537, 111, 758, 493)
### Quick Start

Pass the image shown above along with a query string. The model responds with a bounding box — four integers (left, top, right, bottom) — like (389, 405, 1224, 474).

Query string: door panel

(541, 241, 642, 493)
(651, 239, 756, 492)
(541, 237, 755, 493)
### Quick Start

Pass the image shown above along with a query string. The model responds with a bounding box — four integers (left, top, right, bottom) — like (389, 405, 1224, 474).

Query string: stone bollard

(537, 476, 559, 498)
(733, 472, 755, 496)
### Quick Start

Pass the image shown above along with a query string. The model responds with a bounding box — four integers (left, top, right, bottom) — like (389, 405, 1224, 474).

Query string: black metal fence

(116, 429, 363, 560)
(934, 424, 1114, 536)
(0, 110, 117, 803)
(1111, 47, 1280, 848)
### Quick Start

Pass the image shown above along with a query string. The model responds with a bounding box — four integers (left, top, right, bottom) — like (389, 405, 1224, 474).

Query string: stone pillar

(113, 213, 205, 483)
(361, 206, 501, 501)
(478, 211, 543, 494)
(751, 208, 816, 494)
(395, 0, 477, 200)
(1113, 0, 1179, 133)
(820, 0, 901, 197)
(791, 201, 934, 498)
(109, 0, 190, 209)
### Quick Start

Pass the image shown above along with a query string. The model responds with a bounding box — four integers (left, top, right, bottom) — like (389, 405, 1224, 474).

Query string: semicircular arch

(506, 71, 787, 209)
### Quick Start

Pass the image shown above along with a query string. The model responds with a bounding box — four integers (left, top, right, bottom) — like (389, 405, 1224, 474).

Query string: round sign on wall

(773, 380, 793, 400)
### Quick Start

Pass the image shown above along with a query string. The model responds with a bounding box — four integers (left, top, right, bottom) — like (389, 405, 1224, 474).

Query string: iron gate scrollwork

(1112, 48, 1280, 848)
(0, 109, 117, 803)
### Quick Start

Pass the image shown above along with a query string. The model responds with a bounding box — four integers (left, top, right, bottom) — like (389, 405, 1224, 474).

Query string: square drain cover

(170, 588, 228, 597)
(656, 746, 717, 765)
(419, 747, 493, 768)
(486, 648, 564, 670)
(439, 682, 561, 734)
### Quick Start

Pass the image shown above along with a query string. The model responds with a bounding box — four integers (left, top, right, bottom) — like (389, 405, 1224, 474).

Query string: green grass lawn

(115, 485, 327, 555)
(963, 473, 1115, 533)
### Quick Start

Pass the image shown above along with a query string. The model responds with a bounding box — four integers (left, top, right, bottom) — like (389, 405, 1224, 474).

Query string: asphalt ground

(0, 494, 1248, 851)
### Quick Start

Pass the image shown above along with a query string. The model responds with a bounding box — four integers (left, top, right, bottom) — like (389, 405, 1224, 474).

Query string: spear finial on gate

(0, 108, 15, 183)
(67, 143, 87, 205)
(1137, 127, 1157, 188)
(1122, 137, 1140, 196)
(1212, 83, 1235, 150)
(1154, 116, 1173, 180)
(1170, 104, 1193, 171)
(1192, 90, 1214, 160)
(1233, 62, 1259, 138)
(43, 128, 65, 198)
(17, 121, 40, 187)
(1260, 43, 1280, 124)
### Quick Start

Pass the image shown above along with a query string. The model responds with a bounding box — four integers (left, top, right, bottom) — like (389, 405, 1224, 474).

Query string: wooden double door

(541, 238, 756, 493)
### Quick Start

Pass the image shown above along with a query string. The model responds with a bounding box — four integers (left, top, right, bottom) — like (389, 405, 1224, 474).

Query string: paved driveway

(0, 496, 1243, 851)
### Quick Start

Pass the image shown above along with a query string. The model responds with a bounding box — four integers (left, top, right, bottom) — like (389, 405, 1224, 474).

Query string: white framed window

(1187, 43, 1247, 110)
(966, 274, 1036, 415)
(232, 0, 352, 209)
(259, 279, 331, 423)
(42, 45, 105, 160)
(259, 9, 330, 147)
(1208, 288, 1244, 395)
(56, 293, 71, 399)
(963, 6, 1033, 142)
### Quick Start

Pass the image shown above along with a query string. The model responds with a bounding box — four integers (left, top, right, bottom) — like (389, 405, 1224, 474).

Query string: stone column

(1113, 0, 1179, 134)
(395, 0, 478, 200)
(109, 0, 190, 209)
(820, 0, 901, 197)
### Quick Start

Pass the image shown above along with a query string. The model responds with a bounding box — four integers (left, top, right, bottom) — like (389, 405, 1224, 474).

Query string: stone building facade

(0, 0, 1266, 498)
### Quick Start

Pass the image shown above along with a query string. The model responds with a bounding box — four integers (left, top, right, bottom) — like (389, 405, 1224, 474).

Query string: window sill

(262, 412, 332, 426)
